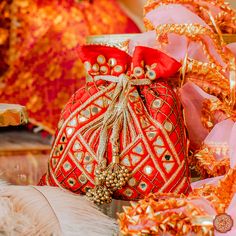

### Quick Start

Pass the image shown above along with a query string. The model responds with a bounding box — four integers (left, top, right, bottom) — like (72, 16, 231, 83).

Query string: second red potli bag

(39, 45, 191, 204)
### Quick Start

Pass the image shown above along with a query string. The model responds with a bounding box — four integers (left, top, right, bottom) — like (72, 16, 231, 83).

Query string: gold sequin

(108, 58, 117, 67)
(133, 66, 144, 77)
(144, 166, 153, 175)
(124, 188, 134, 197)
(79, 175, 88, 184)
(164, 121, 173, 132)
(121, 156, 131, 166)
(154, 147, 166, 157)
(68, 117, 77, 127)
(66, 127, 74, 137)
(100, 65, 108, 74)
(84, 61, 91, 71)
(84, 154, 92, 163)
(114, 65, 123, 73)
(147, 131, 157, 140)
(92, 63, 99, 72)
(91, 106, 100, 115)
(139, 181, 148, 191)
(146, 70, 156, 80)
(85, 163, 93, 173)
(154, 136, 164, 146)
(68, 178, 76, 186)
(152, 99, 162, 109)
(73, 141, 81, 151)
(81, 109, 90, 118)
(78, 115, 87, 122)
(130, 154, 141, 165)
(75, 152, 83, 162)
(128, 178, 137, 187)
(163, 163, 174, 173)
(97, 55, 106, 64)
(133, 143, 144, 155)
(63, 161, 72, 171)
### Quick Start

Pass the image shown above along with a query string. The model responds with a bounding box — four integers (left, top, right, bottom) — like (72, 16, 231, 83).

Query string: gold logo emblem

(214, 213, 233, 233)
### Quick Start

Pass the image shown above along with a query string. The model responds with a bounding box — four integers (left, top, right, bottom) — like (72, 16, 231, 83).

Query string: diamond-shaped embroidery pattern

(45, 76, 189, 200)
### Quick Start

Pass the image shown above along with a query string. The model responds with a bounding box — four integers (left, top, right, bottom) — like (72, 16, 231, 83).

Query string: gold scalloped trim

(201, 98, 236, 130)
(192, 146, 230, 178)
(184, 59, 230, 101)
(144, 0, 236, 34)
(154, 24, 228, 64)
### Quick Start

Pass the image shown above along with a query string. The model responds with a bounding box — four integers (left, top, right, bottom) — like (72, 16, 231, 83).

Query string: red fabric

(39, 46, 191, 200)
(0, 0, 140, 133)
(125, 17, 141, 33)
(132, 46, 181, 78)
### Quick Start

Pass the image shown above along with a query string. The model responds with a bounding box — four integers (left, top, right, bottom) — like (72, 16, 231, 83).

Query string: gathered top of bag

(80, 45, 181, 81)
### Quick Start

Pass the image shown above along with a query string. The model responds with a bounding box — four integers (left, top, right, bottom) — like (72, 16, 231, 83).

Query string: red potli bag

(39, 45, 191, 204)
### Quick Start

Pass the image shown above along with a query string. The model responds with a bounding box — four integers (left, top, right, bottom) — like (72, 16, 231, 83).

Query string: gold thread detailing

(154, 24, 227, 65)
(184, 59, 230, 101)
(144, 19, 236, 107)
(86, 74, 152, 205)
(144, 0, 236, 34)
(201, 98, 236, 131)
(144, 0, 199, 16)
(191, 168, 236, 214)
(118, 192, 214, 235)
(118, 169, 236, 235)
(191, 146, 230, 178)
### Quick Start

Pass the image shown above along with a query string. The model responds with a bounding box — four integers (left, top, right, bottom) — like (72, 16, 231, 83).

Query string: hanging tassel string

(86, 74, 151, 205)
